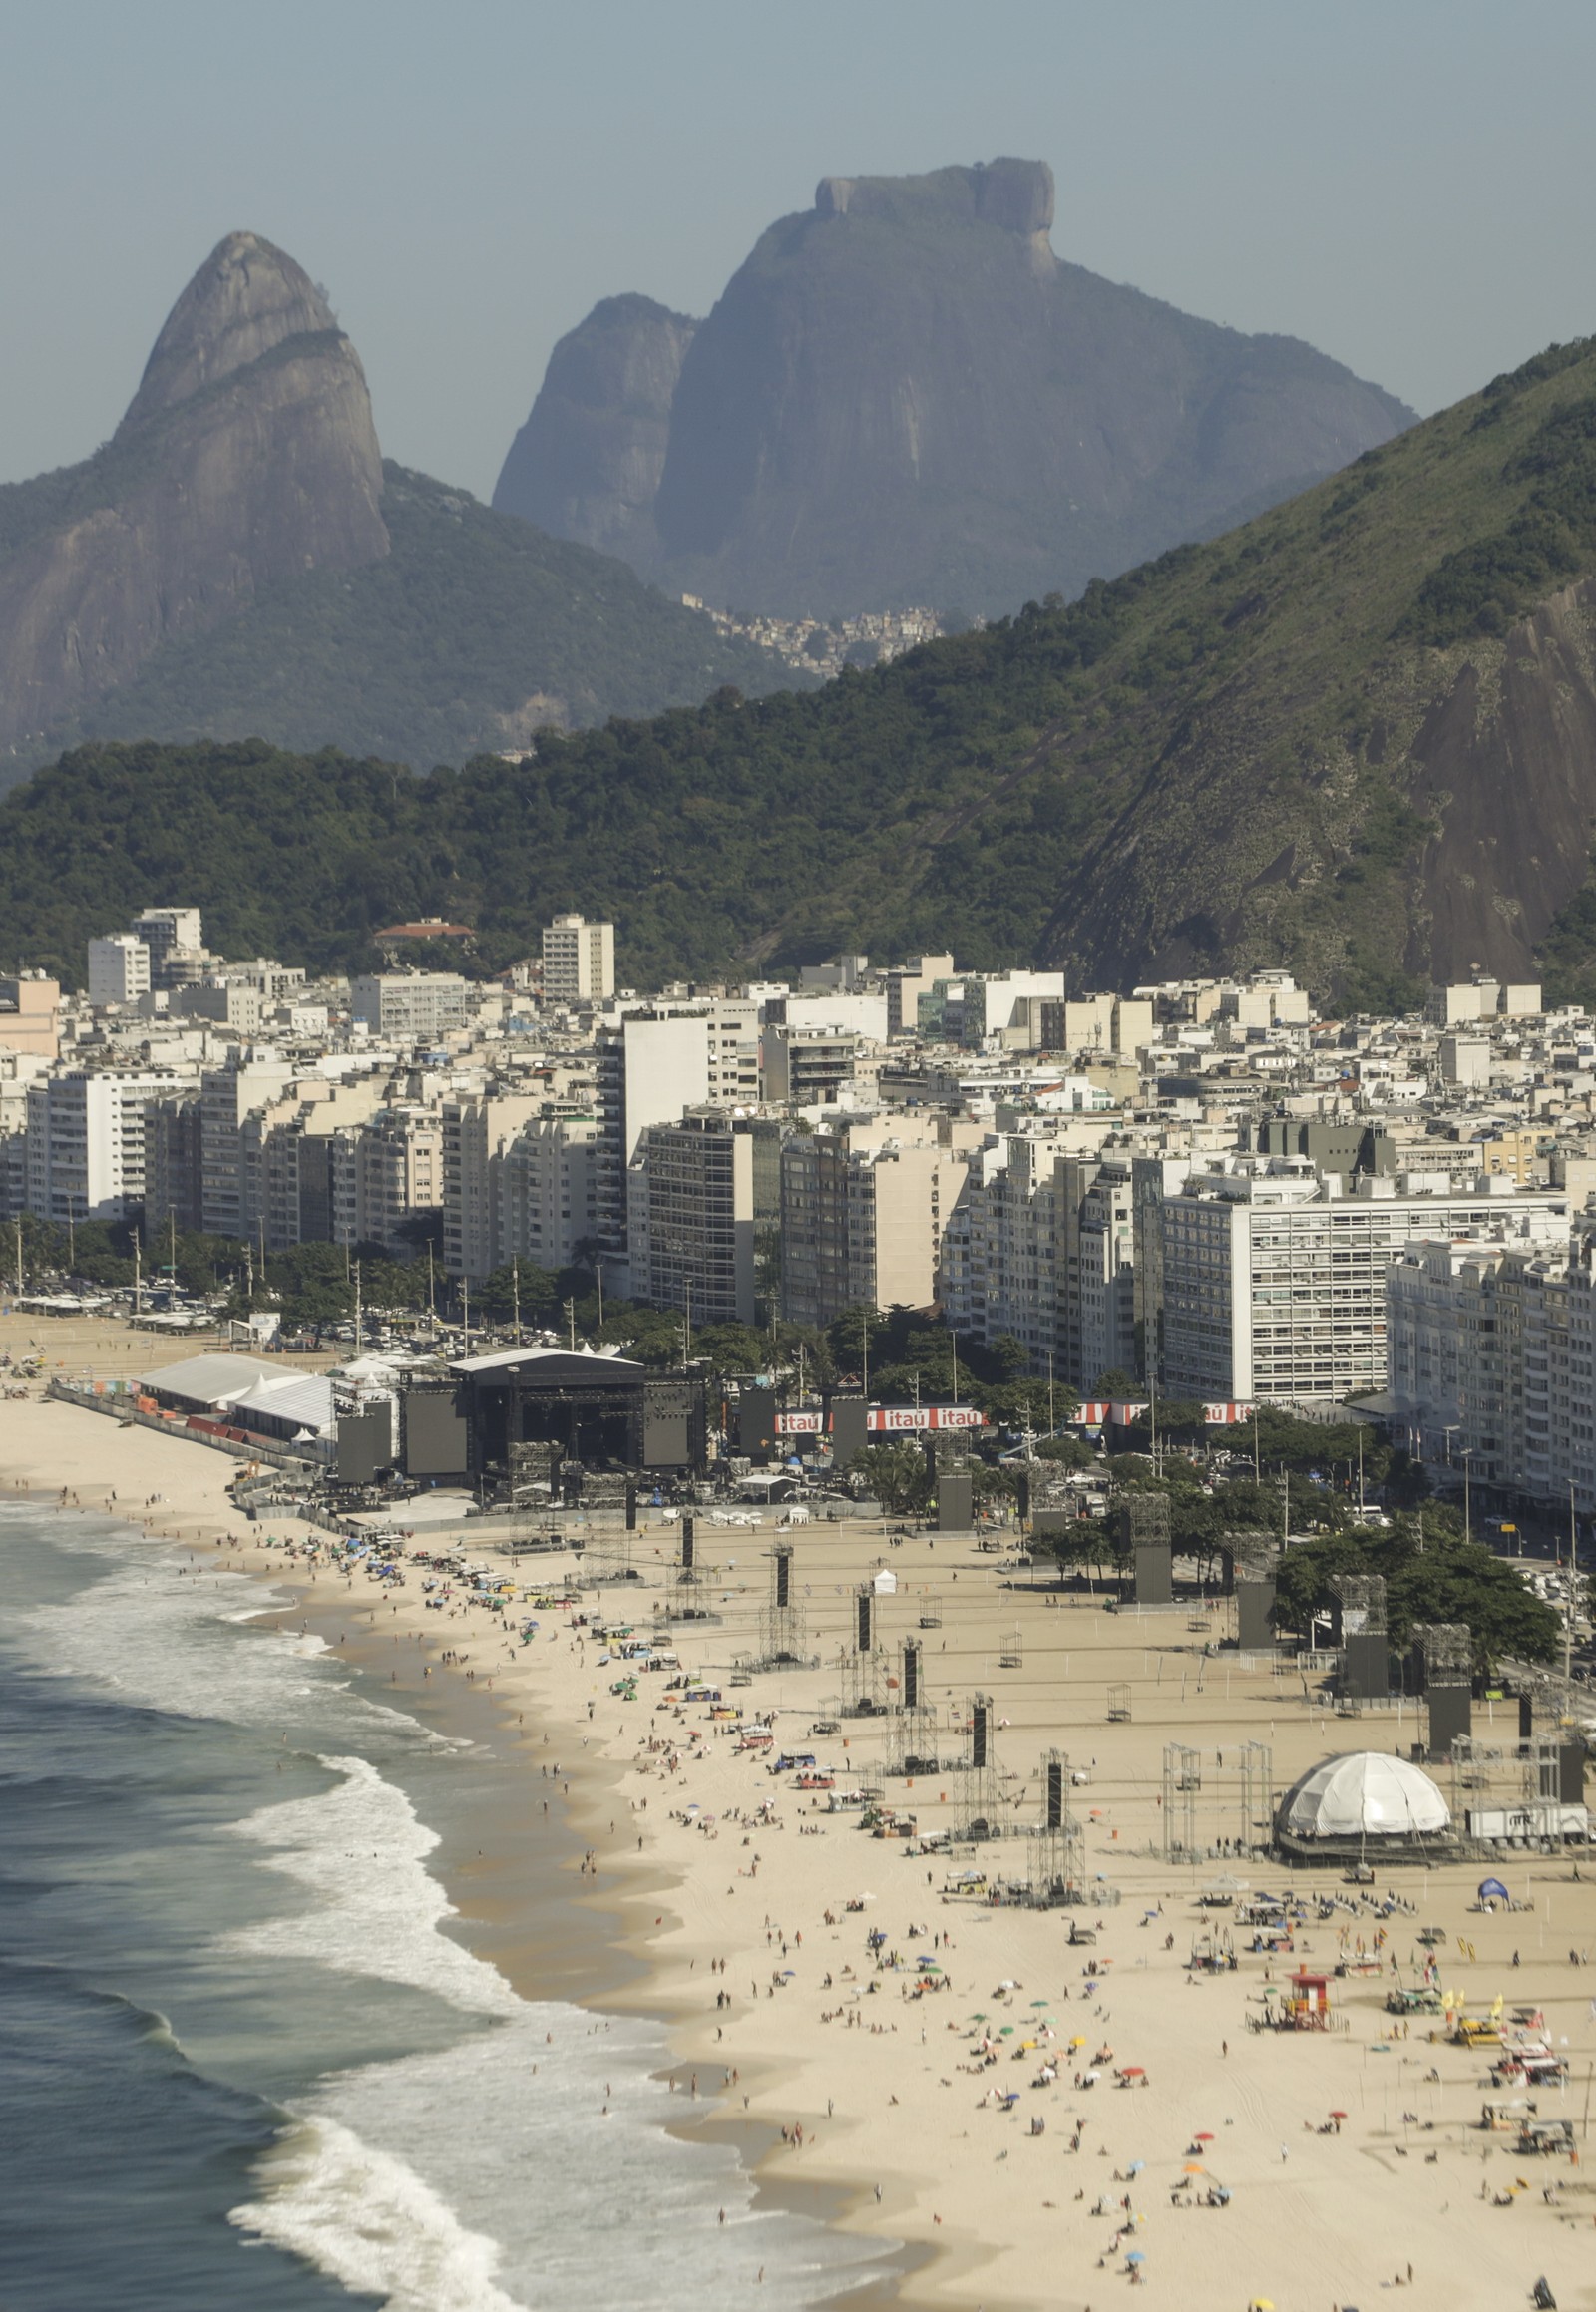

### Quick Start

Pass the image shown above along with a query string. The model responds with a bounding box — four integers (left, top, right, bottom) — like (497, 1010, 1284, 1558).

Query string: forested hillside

(9, 336, 1596, 1001)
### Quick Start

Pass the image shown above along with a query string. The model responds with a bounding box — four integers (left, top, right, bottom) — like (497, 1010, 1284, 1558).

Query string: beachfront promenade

(3, 1310, 1594, 2310)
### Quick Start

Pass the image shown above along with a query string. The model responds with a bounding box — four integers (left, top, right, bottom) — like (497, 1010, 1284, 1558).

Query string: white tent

(873, 1568, 898, 1594)
(1279, 1751, 1450, 1839)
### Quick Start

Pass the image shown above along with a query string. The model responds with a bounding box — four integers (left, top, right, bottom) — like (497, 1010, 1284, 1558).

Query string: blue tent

(1478, 1876, 1511, 1903)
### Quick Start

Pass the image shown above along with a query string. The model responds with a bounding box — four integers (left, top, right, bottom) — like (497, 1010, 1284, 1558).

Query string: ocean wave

(235, 2114, 527, 2312)
(222, 1755, 520, 2017)
(10, 1521, 433, 1745)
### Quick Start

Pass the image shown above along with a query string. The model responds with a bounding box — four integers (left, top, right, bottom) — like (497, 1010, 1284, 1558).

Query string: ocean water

(0, 1506, 886, 2310)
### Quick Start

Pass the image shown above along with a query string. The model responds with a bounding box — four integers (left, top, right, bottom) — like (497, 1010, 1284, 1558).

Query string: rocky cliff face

(0, 232, 387, 755)
(499, 159, 1413, 620)
(492, 294, 695, 564)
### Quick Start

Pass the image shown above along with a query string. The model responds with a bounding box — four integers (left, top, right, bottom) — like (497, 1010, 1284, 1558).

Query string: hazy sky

(5, 1, 1595, 501)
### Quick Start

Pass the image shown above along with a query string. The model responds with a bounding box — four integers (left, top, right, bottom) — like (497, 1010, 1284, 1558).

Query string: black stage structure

(446, 1347, 707, 1493)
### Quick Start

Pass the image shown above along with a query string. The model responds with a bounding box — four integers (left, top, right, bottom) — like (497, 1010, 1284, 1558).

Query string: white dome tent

(1278, 1751, 1450, 1842)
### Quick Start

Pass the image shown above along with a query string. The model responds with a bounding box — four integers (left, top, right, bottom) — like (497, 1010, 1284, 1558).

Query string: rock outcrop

(492, 294, 696, 564)
(499, 159, 1414, 619)
(0, 232, 387, 755)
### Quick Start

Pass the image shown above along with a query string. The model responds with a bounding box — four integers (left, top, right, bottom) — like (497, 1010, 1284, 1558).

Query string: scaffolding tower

(998, 1623, 1024, 1669)
(956, 1692, 1001, 1840)
(750, 1540, 815, 1670)
(917, 1590, 943, 1629)
(1106, 1683, 1131, 1722)
(582, 1520, 634, 1586)
(1237, 1739, 1273, 1856)
(886, 1636, 940, 1774)
(661, 1513, 721, 1623)
(1162, 1742, 1202, 1861)
(1025, 1746, 1087, 1904)
(841, 1581, 890, 1715)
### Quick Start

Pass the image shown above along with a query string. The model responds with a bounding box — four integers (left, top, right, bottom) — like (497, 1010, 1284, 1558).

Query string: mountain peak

(815, 157, 1054, 238)
(117, 230, 338, 437)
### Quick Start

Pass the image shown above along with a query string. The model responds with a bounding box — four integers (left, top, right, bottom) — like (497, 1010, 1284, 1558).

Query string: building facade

(1160, 1159, 1568, 1402)
(629, 1109, 756, 1326)
(541, 915, 615, 1007)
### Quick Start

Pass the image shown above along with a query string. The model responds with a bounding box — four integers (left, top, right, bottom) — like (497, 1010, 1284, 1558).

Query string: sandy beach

(4, 1314, 1594, 2312)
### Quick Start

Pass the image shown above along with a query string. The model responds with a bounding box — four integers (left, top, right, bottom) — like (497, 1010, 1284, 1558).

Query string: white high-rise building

(88, 935, 152, 1007)
(541, 915, 614, 1007)
(350, 974, 473, 1043)
(1159, 1158, 1568, 1403)
(24, 1070, 178, 1223)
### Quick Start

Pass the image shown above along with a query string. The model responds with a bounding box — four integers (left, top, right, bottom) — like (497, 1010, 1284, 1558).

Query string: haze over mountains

(10, 331, 1596, 1009)
(494, 159, 1415, 619)
(0, 234, 791, 782)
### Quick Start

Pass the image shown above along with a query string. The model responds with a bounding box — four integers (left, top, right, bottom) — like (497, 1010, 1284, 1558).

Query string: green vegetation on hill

(13, 464, 797, 781)
(9, 337, 1596, 995)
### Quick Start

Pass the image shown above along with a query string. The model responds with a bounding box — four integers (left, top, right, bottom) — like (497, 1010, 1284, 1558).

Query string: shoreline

(0, 1387, 917, 2304)
(4, 1335, 1595, 2310)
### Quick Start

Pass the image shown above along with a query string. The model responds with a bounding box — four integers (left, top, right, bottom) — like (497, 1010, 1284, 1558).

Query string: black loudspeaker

(775, 1551, 791, 1609)
(1343, 1630, 1389, 1699)
(830, 1395, 868, 1464)
(903, 1642, 920, 1708)
(681, 1517, 695, 1570)
(1014, 1472, 1031, 1522)
(1133, 1544, 1172, 1605)
(972, 1702, 989, 1769)
(739, 1386, 776, 1465)
(1236, 1577, 1275, 1650)
(856, 1590, 872, 1652)
(625, 1485, 637, 1531)
(1046, 1759, 1063, 1830)
(1560, 1743, 1586, 1803)
(1519, 1695, 1535, 1740)
(1426, 1682, 1471, 1759)
(938, 1472, 973, 1532)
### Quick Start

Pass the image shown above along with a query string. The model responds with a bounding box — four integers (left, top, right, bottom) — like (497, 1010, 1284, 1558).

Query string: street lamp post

(1459, 1446, 1472, 1545)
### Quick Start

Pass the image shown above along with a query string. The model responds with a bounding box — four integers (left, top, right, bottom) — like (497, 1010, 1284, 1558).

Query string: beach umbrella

(1328, 2110, 1348, 2121)
(1193, 2130, 1215, 2142)
(1126, 2250, 1145, 2264)
(1121, 2065, 1145, 2077)
(1183, 2163, 1204, 2174)
(999, 2026, 1015, 2036)
(1126, 2160, 1145, 2176)
(1030, 1998, 1049, 2007)
(1069, 2036, 1087, 2049)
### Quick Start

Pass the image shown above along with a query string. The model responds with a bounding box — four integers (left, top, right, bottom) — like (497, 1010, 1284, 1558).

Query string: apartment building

(200, 1055, 296, 1237)
(441, 1088, 549, 1279)
(1388, 1221, 1596, 1508)
(23, 1069, 177, 1222)
(501, 1106, 602, 1273)
(628, 1108, 755, 1326)
(0, 974, 62, 1061)
(88, 935, 152, 1006)
(943, 1134, 1063, 1370)
(1160, 1158, 1568, 1402)
(332, 1106, 446, 1255)
(780, 1120, 971, 1327)
(591, 1004, 758, 1285)
(541, 915, 614, 1007)
(250, 1077, 389, 1251)
(351, 973, 473, 1044)
(145, 1093, 204, 1236)
(134, 909, 204, 987)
